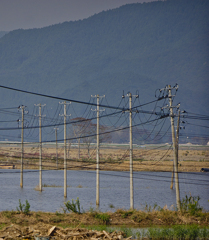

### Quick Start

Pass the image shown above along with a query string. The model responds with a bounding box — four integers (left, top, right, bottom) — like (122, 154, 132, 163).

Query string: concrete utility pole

(19, 105, 25, 188)
(35, 103, 46, 192)
(168, 85, 180, 210)
(129, 93, 134, 210)
(54, 127, 59, 169)
(123, 92, 138, 209)
(96, 96, 100, 207)
(78, 138, 81, 159)
(170, 161, 174, 189)
(170, 110, 180, 190)
(64, 102, 67, 197)
(176, 110, 180, 165)
(91, 94, 105, 207)
(60, 101, 71, 198)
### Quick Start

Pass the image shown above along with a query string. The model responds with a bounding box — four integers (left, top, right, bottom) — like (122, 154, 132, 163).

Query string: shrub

(16, 199, 30, 214)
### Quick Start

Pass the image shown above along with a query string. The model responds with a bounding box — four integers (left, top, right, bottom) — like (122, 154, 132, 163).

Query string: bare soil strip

(0, 145, 209, 172)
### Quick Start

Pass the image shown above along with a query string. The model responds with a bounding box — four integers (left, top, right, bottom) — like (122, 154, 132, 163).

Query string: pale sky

(0, 0, 159, 31)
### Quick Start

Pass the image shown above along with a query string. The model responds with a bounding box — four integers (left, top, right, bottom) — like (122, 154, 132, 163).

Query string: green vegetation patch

(94, 212, 111, 225)
(147, 225, 209, 240)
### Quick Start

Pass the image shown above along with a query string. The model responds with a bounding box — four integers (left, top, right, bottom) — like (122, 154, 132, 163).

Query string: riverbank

(0, 208, 209, 239)
(1, 209, 208, 227)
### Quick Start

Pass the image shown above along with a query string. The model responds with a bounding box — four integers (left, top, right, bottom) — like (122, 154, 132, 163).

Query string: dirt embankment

(0, 209, 208, 239)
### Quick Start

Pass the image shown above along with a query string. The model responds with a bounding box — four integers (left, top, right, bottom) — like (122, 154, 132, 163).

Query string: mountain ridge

(0, 0, 208, 141)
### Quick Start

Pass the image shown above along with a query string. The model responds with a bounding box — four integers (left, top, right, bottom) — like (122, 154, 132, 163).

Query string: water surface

(0, 170, 208, 212)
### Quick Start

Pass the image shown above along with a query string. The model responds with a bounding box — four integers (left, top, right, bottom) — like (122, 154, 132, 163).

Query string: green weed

(55, 211, 63, 216)
(144, 202, 158, 212)
(122, 210, 134, 218)
(180, 195, 203, 216)
(64, 197, 81, 214)
(16, 199, 30, 215)
(94, 212, 111, 225)
(88, 206, 95, 214)
(116, 209, 134, 218)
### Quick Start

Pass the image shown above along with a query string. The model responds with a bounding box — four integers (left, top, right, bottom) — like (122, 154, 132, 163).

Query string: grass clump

(132, 211, 151, 224)
(122, 210, 134, 218)
(2, 210, 16, 219)
(180, 195, 203, 216)
(94, 212, 111, 225)
(16, 199, 30, 215)
(64, 197, 81, 214)
(49, 217, 62, 223)
(116, 209, 134, 218)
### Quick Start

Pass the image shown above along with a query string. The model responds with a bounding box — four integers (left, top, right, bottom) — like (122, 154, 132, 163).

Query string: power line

(0, 84, 165, 112)
(186, 122, 209, 129)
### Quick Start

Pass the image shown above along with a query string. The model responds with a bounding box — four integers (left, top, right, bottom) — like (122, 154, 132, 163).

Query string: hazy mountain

(0, 0, 208, 142)
(0, 31, 8, 38)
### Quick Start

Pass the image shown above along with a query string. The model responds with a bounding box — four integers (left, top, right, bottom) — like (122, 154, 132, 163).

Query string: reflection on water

(0, 170, 208, 212)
